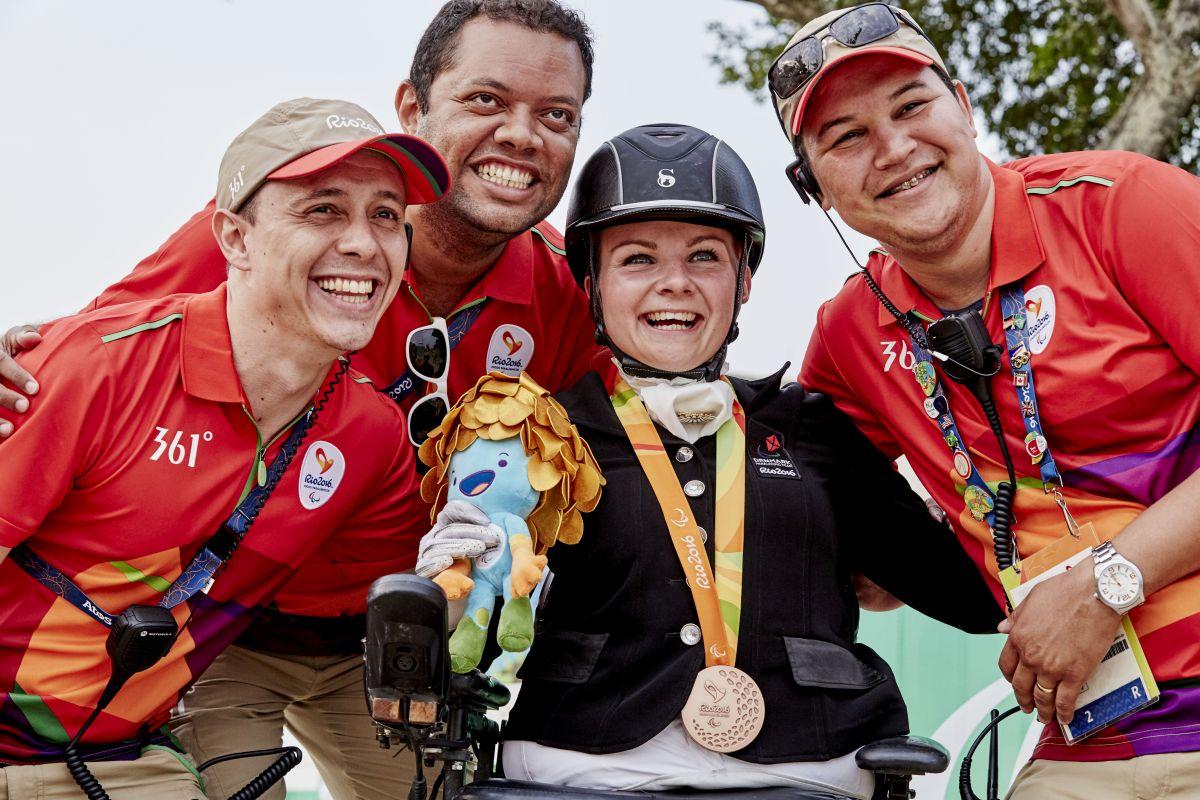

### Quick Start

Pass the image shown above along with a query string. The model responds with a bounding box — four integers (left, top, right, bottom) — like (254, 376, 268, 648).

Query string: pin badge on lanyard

(905, 284, 1078, 558)
(999, 285, 1079, 536)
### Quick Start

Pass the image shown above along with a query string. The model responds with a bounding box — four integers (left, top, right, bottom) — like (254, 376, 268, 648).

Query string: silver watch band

(1092, 540, 1117, 565)
(1092, 540, 1144, 613)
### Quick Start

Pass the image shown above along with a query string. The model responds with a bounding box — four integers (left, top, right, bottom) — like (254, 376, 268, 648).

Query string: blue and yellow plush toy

(419, 372, 603, 673)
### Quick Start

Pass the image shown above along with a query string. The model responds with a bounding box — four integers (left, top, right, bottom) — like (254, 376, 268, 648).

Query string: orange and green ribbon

(610, 378, 746, 666)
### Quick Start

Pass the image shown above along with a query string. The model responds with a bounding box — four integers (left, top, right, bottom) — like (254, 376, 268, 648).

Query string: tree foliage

(710, 0, 1200, 172)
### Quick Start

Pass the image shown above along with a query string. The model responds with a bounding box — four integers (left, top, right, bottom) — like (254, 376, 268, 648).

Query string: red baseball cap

(772, 4, 947, 143)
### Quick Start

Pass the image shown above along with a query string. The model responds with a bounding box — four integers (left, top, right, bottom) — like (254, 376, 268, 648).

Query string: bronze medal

(681, 665, 765, 753)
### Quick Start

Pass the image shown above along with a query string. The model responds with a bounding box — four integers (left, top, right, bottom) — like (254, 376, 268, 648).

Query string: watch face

(1098, 563, 1141, 607)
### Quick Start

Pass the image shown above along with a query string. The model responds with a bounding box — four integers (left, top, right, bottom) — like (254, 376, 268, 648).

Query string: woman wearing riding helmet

(431, 124, 1002, 796)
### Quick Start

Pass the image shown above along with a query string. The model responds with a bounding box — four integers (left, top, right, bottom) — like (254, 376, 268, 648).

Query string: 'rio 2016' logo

(299, 441, 346, 510)
(486, 324, 534, 376)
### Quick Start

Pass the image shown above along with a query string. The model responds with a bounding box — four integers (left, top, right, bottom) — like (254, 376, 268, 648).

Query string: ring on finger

(1034, 681, 1055, 695)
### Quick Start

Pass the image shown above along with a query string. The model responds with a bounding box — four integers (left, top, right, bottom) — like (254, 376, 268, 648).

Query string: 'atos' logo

(657, 169, 676, 188)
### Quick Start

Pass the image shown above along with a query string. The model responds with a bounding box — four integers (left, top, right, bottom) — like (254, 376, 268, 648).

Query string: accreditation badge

(998, 524, 1159, 744)
(681, 665, 765, 752)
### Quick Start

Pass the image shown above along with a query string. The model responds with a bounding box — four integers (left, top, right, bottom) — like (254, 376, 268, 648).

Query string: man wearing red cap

(0, 98, 445, 798)
(770, 4, 1200, 797)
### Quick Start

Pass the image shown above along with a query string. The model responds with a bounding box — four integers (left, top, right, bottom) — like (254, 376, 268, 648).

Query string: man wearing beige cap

(0, 97, 444, 799)
(0, 2, 600, 797)
(771, 4, 1200, 797)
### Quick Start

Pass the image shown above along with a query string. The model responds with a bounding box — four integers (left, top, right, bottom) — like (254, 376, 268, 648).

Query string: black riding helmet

(564, 123, 766, 382)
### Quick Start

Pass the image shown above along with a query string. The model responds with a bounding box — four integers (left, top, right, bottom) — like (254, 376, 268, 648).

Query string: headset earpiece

(784, 155, 821, 205)
(403, 221, 414, 270)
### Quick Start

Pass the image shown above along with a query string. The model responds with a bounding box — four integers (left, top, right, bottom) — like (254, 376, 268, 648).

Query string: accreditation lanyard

(11, 413, 315, 627)
(904, 284, 1064, 529)
(610, 379, 746, 667)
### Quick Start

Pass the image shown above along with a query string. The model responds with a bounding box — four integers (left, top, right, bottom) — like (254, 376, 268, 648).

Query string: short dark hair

(237, 190, 260, 224)
(409, 0, 594, 113)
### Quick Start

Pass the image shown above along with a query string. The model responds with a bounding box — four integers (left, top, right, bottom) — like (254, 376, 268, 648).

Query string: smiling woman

(493, 122, 1004, 797)
(595, 220, 745, 378)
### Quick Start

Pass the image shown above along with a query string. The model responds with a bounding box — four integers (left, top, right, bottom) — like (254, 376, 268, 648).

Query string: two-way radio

(816, 206, 1020, 571)
(925, 310, 1019, 570)
(64, 607, 180, 800)
(63, 606, 302, 800)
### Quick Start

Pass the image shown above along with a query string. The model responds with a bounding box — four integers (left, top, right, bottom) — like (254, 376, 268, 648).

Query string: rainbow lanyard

(904, 284, 1063, 535)
(610, 379, 746, 666)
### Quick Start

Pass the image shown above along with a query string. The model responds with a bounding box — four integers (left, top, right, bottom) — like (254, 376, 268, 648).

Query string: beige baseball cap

(216, 97, 450, 212)
(772, 4, 947, 143)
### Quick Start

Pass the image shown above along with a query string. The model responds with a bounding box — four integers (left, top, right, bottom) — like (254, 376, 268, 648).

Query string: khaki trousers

(1007, 752, 1200, 800)
(0, 746, 204, 799)
(172, 644, 417, 800)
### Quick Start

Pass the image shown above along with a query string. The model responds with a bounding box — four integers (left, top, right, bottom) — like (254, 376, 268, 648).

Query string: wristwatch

(1092, 541, 1145, 615)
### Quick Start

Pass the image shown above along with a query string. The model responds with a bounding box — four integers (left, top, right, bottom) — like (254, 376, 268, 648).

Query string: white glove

(415, 500, 503, 578)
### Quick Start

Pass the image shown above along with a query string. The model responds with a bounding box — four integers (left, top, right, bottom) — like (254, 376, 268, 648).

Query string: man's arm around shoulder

(0, 322, 115, 551)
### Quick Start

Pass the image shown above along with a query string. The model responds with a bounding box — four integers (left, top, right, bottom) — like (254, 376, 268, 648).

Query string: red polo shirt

(801, 151, 1200, 761)
(86, 201, 608, 616)
(0, 286, 421, 762)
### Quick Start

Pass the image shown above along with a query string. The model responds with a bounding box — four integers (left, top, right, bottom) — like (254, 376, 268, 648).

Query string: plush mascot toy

(418, 372, 603, 673)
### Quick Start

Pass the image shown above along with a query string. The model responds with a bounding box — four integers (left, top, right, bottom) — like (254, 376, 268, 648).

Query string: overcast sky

(0, 0, 1000, 378)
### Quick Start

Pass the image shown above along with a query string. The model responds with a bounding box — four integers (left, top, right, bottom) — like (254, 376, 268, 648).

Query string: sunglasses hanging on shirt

(407, 317, 451, 446)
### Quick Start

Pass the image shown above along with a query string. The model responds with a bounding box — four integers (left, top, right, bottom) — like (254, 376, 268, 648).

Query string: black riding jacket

(503, 368, 1002, 763)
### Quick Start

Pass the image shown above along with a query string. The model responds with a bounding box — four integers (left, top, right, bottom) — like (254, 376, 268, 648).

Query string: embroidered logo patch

(486, 324, 534, 376)
(1023, 284, 1056, 355)
(298, 441, 345, 510)
(751, 436, 800, 480)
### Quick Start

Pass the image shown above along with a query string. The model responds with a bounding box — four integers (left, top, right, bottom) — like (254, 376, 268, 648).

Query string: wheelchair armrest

(448, 668, 511, 712)
(855, 735, 949, 776)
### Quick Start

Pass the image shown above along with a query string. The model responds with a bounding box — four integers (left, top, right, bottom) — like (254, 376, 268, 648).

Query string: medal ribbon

(610, 378, 746, 666)
(903, 283, 1064, 536)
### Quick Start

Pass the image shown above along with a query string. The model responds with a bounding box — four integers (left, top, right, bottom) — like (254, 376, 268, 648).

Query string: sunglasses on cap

(768, 3, 930, 101)
(406, 317, 450, 446)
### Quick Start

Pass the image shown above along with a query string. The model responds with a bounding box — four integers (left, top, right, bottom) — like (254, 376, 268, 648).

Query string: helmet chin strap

(588, 230, 751, 383)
